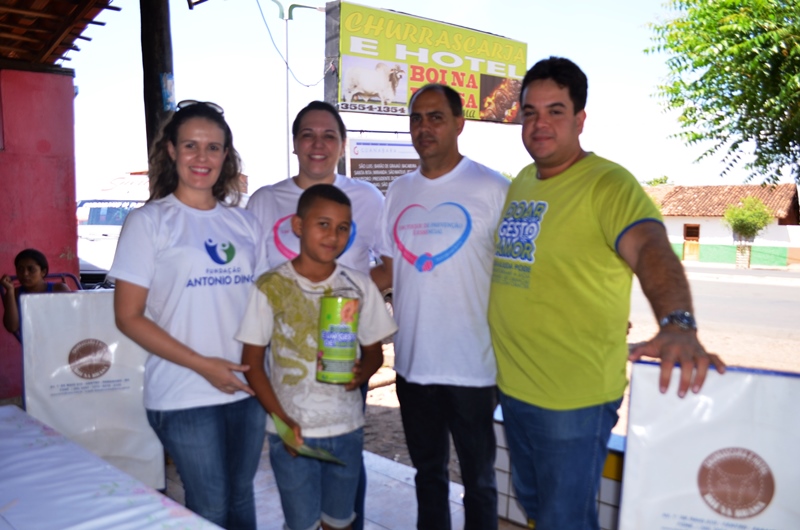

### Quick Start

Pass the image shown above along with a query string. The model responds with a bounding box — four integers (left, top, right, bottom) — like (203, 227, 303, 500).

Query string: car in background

(77, 199, 144, 287)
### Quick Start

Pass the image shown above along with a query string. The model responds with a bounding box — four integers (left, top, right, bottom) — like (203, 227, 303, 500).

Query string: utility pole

(139, 0, 175, 155)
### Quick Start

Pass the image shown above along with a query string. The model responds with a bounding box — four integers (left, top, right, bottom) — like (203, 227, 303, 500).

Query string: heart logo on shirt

(393, 202, 471, 272)
(273, 214, 357, 260)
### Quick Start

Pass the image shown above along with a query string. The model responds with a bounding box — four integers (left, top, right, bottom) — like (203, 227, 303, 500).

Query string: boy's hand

(281, 416, 303, 457)
(1, 275, 14, 293)
(344, 359, 366, 391)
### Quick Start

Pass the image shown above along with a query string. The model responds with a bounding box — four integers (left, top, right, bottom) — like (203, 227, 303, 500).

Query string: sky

(64, 0, 794, 199)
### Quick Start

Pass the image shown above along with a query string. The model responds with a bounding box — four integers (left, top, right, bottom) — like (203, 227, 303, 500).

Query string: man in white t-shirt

(373, 84, 510, 530)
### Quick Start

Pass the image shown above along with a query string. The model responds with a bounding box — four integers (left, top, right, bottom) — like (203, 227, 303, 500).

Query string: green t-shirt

(488, 154, 662, 410)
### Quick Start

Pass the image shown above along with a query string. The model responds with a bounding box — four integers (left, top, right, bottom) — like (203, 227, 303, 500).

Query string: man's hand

(629, 329, 726, 397)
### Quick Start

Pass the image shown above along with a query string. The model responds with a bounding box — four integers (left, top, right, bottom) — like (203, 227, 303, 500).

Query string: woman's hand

(194, 356, 255, 396)
(115, 280, 255, 396)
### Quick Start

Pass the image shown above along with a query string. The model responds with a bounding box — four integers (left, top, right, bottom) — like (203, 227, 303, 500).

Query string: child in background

(2, 249, 70, 338)
(236, 184, 397, 530)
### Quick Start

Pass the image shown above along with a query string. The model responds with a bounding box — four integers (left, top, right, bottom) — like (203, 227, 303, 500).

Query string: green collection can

(316, 296, 359, 384)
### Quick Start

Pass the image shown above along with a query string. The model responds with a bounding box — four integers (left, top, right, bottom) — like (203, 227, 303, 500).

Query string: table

(0, 405, 219, 530)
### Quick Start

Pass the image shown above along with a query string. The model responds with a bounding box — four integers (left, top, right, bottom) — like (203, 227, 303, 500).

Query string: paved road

(631, 264, 800, 339)
(629, 263, 800, 373)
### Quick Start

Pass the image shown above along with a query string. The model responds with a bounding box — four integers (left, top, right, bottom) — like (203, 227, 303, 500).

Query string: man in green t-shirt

(487, 56, 726, 530)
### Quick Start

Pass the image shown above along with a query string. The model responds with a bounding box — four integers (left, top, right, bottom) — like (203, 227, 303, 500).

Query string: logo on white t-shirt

(204, 238, 236, 264)
(393, 202, 471, 272)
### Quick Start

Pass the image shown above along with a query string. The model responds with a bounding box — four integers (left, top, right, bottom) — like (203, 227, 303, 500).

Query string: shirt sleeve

(591, 165, 663, 251)
(249, 214, 270, 277)
(357, 275, 398, 346)
(378, 185, 397, 260)
(107, 208, 157, 288)
(235, 283, 274, 346)
(245, 186, 275, 267)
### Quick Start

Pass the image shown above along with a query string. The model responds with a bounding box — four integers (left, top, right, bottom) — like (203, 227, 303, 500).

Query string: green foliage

(501, 171, 516, 180)
(643, 175, 672, 186)
(648, 0, 800, 185)
(722, 196, 773, 238)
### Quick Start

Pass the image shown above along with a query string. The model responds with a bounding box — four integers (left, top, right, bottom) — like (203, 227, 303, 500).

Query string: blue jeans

(268, 428, 364, 530)
(499, 392, 622, 530)
(147, 397, 266, 530)
(396, 376, 497, 530)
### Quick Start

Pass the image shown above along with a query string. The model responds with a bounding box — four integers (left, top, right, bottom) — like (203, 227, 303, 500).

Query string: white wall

(663, 216, 798, 247)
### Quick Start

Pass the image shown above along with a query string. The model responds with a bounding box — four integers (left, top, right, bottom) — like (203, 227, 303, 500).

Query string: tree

(648, 0, 800, 185)
(722, 196, 773, 268)
(643, 176, 672, 186)
(723, 196, 773, 239)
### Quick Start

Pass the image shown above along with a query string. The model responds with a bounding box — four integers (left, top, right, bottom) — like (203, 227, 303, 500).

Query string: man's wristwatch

(659, 310, 697, 331)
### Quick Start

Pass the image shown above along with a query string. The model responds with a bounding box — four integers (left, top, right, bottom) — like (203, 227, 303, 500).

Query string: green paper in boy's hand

(271, 414, 346, 466)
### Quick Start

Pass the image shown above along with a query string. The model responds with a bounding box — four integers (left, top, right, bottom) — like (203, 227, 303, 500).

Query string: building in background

(644, 184, 800, 267)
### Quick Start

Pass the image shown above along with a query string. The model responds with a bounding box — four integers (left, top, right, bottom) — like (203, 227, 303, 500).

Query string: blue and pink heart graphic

(393, 202, 471, 272)
(273, 214, 356, 260)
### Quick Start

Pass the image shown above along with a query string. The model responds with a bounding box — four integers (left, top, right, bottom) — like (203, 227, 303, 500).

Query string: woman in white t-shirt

(110, 101, 267, 530)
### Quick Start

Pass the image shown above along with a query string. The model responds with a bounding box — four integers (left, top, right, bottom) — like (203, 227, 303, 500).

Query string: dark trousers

(396, 375, 498, 530)
(352, 381, 369, 530)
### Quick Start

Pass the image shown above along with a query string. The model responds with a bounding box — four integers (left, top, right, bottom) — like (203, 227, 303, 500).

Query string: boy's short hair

(296, 184, 352, 218)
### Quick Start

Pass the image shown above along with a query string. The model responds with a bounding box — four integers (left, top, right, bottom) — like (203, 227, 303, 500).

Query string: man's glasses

(176, 100, 224, 115)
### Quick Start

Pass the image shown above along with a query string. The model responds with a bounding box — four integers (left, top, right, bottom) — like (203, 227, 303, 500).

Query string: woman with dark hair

(109, 100, 266, 529)
(2, 248, 70, 339)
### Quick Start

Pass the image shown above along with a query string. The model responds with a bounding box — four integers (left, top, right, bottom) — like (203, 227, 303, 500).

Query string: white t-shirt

(236, 262, 397, 437)
(108, 194, 268, 411)
(380, 156, 509, 386)
(246, 174, 387, 274)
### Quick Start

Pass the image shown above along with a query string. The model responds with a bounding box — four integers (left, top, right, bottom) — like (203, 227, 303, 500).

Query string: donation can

(317, 296, 359, 384)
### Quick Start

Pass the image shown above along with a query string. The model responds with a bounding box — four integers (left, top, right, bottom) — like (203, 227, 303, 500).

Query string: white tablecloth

(0, 405, 219, 530)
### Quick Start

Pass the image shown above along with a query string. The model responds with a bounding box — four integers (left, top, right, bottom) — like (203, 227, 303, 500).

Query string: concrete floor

(166, 443, 527, 529)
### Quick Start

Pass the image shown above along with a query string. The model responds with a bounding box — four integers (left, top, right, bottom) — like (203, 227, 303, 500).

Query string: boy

(236, 184, 397, 530)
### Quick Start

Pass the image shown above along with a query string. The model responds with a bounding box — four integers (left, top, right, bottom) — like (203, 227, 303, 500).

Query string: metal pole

(285, 17, 291, 180)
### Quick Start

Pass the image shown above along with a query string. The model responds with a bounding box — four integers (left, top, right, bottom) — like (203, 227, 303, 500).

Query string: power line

(254, 0, 326, 88)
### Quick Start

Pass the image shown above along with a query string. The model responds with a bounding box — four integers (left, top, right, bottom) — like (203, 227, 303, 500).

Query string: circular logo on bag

(698, 447, 774, 519)
(68, 339, 112, 379)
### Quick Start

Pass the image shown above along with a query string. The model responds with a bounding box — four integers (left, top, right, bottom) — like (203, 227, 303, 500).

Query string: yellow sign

(333, 1, 527, 123)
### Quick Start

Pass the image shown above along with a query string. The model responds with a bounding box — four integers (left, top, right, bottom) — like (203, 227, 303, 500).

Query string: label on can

(317, 296, 359, 384)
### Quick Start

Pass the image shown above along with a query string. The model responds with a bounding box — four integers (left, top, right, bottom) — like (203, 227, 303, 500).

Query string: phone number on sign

(338, 103, 407, 114)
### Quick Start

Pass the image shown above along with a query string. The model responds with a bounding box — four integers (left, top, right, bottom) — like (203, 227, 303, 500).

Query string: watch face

(661, 311, 697, 330)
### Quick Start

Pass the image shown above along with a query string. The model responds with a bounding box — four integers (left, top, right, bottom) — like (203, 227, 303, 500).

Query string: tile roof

(642, 184, 798, 218)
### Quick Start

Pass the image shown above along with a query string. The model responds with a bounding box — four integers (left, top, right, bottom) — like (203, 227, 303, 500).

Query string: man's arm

(370, 255, 393, 293)
(617, 221, 725, 397)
